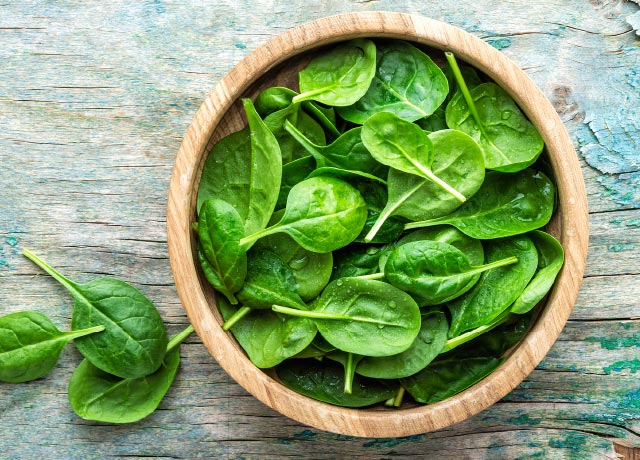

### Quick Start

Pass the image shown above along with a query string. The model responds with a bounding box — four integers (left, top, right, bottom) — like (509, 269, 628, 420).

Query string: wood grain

(1, 0, 638, 458)
(166, 12, 588, 438)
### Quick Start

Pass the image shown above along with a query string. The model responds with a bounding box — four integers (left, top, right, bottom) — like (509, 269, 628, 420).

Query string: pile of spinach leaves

(0, 249, 194, 423)
(196, 38, 564, 408)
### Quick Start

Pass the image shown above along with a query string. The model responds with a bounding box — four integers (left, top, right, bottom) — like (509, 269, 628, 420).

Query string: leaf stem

(239, 224, 280, 248)
(166, 325, 195, 353)
(467, 256, 518, 276)
(65, 325, 106, 341)
(445, 52, 484, 134)
(284, 120, 330, 167)
(222, 306, 253, 331)
(404, 217, 450, 231)
(272, 305, 348, 321)
(421, 168, 466, 203)
(442, 311, 511, 352)
(356, 273, 385, 281)
(301, 101, 341, 139)
(392, 386, 406, 407)
(344, 353, 355, 395)
(23, 248, 76, 291)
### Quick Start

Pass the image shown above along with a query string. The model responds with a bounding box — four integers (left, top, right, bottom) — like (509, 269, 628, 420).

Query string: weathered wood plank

(1, 0, 639, 458)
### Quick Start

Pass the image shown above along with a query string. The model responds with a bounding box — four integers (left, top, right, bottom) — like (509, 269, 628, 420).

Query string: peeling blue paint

(292, 429, 315, 439)
(487, 37, 512, 50)
(235, 43, 246, 49)
(586, 334, 640, 350)
(608, 244, 635, 252)
(606, 387, 640, 409)
(363, 434, 423, 448)
(604, 359, 640, 375)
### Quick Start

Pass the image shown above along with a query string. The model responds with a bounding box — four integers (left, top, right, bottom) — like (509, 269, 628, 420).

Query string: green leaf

(357, 311, 449, 379)
(405, 169, 555, 239)
(67, 325, 193, 423)
(448, 235, 539, 337)
(0, 311, 104, 383)
(219, 297, 316, 369)
(338, 41, 448, 123)
(241, 176, 368, 253)
(510, 231, 564, 314)
(273, 278, 421, 357)
(402, 357, 502, 404)
(445, 53, 543, 172)
(293, 38, 376, 106)
(276, 359, 396, 407)
(23, 249, 168, 379)
(198, 199, 247, 304)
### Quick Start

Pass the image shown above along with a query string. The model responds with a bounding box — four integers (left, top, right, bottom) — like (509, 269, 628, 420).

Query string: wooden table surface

(1, 1, 639, 459)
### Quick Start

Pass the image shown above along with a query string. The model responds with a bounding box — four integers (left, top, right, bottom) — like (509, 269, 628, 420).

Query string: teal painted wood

(1, 0, 638, 458)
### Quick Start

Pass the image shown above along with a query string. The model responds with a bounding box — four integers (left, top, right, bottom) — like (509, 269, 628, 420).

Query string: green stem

(292, 87, 332, 104)
(166, 325, 195, 353)
(272, 305, 348, 321)
(445, 52, 485, 136)
(443, 311, 511, 352)
(65, 324, 106, 341)
(239, 224, 280, 248)
(343, 353, 355, 395)
(23, 248, 77, 292)
(421, 168, 466, 203)
(392, 386, 406, 407)
(284, 119, 331, 167)
(404, 216, 451, 231)
(222, 306, 253, 331)
(356, 272, 385, 281)
(467, 256, 518, 276)
(302, 101, 341, 139)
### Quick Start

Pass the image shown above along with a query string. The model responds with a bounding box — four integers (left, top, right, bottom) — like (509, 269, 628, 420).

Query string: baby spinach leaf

(448, 235, 539, 337)
(510, 230, 564, 314)
(338, 41, 448, 123)
(442, 309, 511, 353)
(385, 240, 517, 307)
(255, 86, 297, 116)
(361, 112, 466, 202)
(405, 169, 555, 239)
(331, 244, 388, 280)
(198, 199, 247, 304)
(236, 249, 307, 310)
(0, 311, 104, 383)
(357, 311, 448, 379)
(293, 38, 376, 106)
(196, 127, 250, 215)
(445, 53, 543, 172)
(285, 121, 380, 174)
(68, 325, 193, 423)
(276, 155, 316, 210)
(398, 226, 485, 266)
(219, 297, 316, 369)
(276, 359, 396, 407)
(23, 249, 168, 379)
(273, 278, 421, 357)
(240, 176, 368, 253)
(366, 129, 485, 242)
(401, 356, 502, 404)
(256, 218, 333, 302)
(416, 106, 447, 132)
(242, 98, 283, 236)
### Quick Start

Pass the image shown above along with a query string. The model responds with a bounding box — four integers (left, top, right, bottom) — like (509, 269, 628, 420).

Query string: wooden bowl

(166, 12, 589, 437)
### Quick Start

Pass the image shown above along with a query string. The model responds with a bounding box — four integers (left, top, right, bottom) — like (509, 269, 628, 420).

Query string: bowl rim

(166, 11, 589, 437)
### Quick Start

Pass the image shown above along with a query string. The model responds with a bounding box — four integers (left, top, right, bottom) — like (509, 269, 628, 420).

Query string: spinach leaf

(307, 166, 387, 185)
(68, 325, 193, 423)
(236, 249, 307, 310)
(398, 226, 485, 265)
(255, 86, 297, 116)
(242, 98, 283, 236)
(293, 38, 376, 106)
(196, 127, 250, 215)
(219, 297, 316, 369)
(385, 240, 517, 307)
(272, 278, 421, 357)
(445, 53, 543, 172)
(198, 199, 247, 304)
(366, 129, 485, 242)
(510, 230, 564, 314)
(361, 112, 466, 202)
(401, 357, 502, 404)
(23, 249, 168, 379)
(448, 235, 539, 337)
(456, 313, 532, 358)
(331, 244, 388, 280)
(240, 176, 368, 253)
(265, 107, 326, 165)
(338, 41, 448, 123)
(276, 155, 316, 211)
(416, 106, 447, 132)
(256, 216, 333, 301)
(285, 121, 380, 174)
(0, 311, 104, 383)
(276, 359, 396, 407)
(357, 311, 448, 379)
(405, 169, 555, 239)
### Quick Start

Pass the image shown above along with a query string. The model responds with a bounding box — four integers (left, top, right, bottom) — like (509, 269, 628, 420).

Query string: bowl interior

(168, 12, 588, 438)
